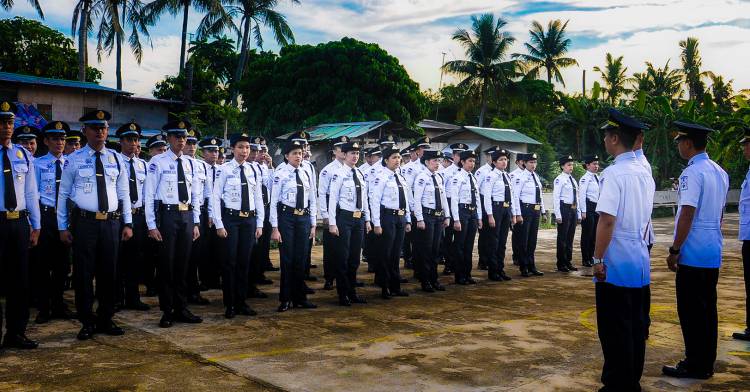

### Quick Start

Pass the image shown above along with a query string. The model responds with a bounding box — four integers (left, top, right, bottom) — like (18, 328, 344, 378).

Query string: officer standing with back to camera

(552, 155, 580, 272)
(578, 154, 601, 268)
(318, 136, 348, 290)
(480, 149, 515, 282)
(271, 139, 317, 312)
(328, 141, 370, 306)
(734, 127, 750, 342)
(591, 109, 653, 392)
(144, 120, 203, 328)
(450, 149, 482, 285)
(57, 109, 133, 340)
(0, 101, 40, 350)
(662, 121, 728, 380)
(115, 121, 150, 311)
(512, 153, 545, 277)
(183, 128, 210, 306)
(33, 121, 76, 324)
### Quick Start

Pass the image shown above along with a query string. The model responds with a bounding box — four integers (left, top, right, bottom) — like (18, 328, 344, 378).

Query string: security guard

(578, 155, 601, 267)
(197, 136, 222, 290)
(0, 101, 40, 349)
(115, 121, 150, 311)
(212, 133, 264, 319)
(412, 149, 449, 292)
(591, 108, 653, 391)
(270, 140, 317, 312)
(662, 121, 729, 379)
(553, 155, 580, 272)
(217, 147, 226, 165)
(735, 128, 750, 342)
(476, 145, 501, 271)
(370, 148, 411, 299)
(144, 120, 203, 328)
(64, 129, 83, 156)
(403, 137, 431, 271)
(247, 137, 274, 292)
(450, 150, 482, 285)
(32, 121, 75, 323)
(255, 137, 276, 274)
(13, 125, 40, 157)
(440, 143, 468, 275)
(633, 130, 655, 338)
(509, 153, 527, 266)
(57, 109, 133, 340)
(512, 153, 545, 277)
(319, 136, 348, 290)
(360, 147, 382, 272)
(142, 133, 167, 297)
(146, 134, 167, 157)
(480, 149, 515, 281)
(183, 128, 210, 305)
(328, 141, 370, 306)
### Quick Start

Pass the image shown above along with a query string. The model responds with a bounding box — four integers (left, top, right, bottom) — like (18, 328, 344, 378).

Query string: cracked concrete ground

(1, 214, 748, 391)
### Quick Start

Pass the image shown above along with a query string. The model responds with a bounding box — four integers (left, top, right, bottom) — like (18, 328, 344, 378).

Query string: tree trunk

(179, 2, 189, 73)
(78, 0, 89, 82)
(116, 2, 124, 91)
(478, 81, 488, 127)
(230, 17, 252, 107)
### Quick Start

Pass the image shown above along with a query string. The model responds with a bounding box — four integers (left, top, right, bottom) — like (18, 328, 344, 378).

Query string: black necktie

(352, 168, 362, 209)
(211, 166, 216, 190)
(502, 172, 511, 202)
(95, 151, 109, 212)
(295, 168, 304, 209)
(594, 174, 600, 186)
(128, 159, 138, 204)
(569, 175, 577, 205)
(240, 164, 250, 212)
(177, 157, 188, 203)
(432, 173, 442, 210)
(394, 173, 406, 209)
(55, 159, 62, 204)
(469, 173, 477, 206)
(532, 172, 541, 204)
(2, 147, 16, 211)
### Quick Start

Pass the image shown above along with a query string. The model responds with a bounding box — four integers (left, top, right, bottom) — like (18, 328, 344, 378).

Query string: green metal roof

(462, 126, 541, 145)
(277, 120, 418, 142)
(0, 71, 129, 95)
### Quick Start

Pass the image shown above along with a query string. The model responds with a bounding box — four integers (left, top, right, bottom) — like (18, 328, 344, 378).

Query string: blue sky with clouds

(3, 0, 750, 98)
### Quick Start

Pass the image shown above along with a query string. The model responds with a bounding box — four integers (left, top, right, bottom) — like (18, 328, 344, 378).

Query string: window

(36, 104, 52, 120)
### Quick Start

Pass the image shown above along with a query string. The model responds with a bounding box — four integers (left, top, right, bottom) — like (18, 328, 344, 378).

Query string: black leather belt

(561, 202, 577, 209)
(75, 209, 121, 221)
(492, 201, 511, 208)
(459, 203, 477, 211)
(223, 208, 256, 218)
(522, 203, 541, 211)
(131, 207, 144, 216)
(40, 204, 56, 213)
(422, 207, 444, 217)
(278, 204, 309, 216)
(337, 209, 364, 219)
(0, 210, 28, 220)
(382, 207, 406, 216)
(160, 203, 193, 212)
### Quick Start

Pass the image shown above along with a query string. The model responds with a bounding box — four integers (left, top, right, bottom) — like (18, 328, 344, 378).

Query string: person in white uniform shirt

(552, 155, 581, 273)
(360, 147, 382, 271)
(196, 136, 222, 291)
(476, 145, 500, 271)
(509, 153, 527, 266)
(440, 143, 468, 276)
(211, 133, 264, 319)
(662, 121, 728, 380)
(328, 141, 370, 306)
(402, 137, 431, 273)
(734, 128, 750, 342)
(512, 153, 545, 277)
(182, 128, 210, 306)
(578, 154, 601, 268)
(450, 150, 482, 285)
(480, 149, 516, 282)
(318, 135, 348, 290)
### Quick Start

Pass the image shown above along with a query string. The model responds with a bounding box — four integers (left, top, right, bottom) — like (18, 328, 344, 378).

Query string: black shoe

(488, 274, 502, 282)
(294, 301, 317, 309)
(339, 297, 352, 307)
(399, 277, 408, 284)
(77, 325, 96, 340)
(266, 266, 280, 272)
(257, 278, 273, 285)
(236, 304, 257, 316)
(304, 275, 318, 282)
(432, 282, 446, 291)
(310, 264, 318, 269)
(35, 311, 51, 324)
(159, 313, 173, 328)
(304, 286, 315, 295)
(123, 300, 151, 311)
(381, 289, 392, 300)
(442, 268, 453, 275)
(499, 271, 512, 281)
(566, 265, 579, 272)
(355, 281, 365, 288)
(392, 290, 409, 297)
(733, 329, 750, 341)
(173, 309, 203, 324)
(662, 361, 713, 379)
(582, 261, 593, 267)
(323, 280, 334, 290)
(350, 295, 367, 304)
(248, 288, 268, 299)
(466, 278, 478, 284)
(96, 320, 124, 336)
(277, 302, 292, 312)
(530, 269, 544, 276)
(188, 294, 210, 305)
(478, 264, 488, 271)
(556, 266, 570, 272)
(520, 270, 530, 277)
(3, 334, 38, 349)
(224, 307, 236, 319)
(421, 283, 435, 293)
(144, 287, 158, 297)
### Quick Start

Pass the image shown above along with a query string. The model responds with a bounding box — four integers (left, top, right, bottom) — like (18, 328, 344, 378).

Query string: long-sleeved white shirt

(144, 149, 202, 230)
(269, 163, 317, 227)
(450, 168, 481, 219)
(317, 159, 343, 220)
(578, 170, 601, 214)
(552, 172, 580, 219)
(328, 164, 370, 226)
(211, 159, 265, 229)
(480, 168, 519, 216)
(412, 170, 449, 222)
(369, 167, 411, 227)
(512, 170, 546, 214)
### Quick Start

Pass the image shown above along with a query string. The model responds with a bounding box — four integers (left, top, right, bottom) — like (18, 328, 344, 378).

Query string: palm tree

(95, 0, 151, 90)
(224, 0, 299, 106)
(143, 0, 233, 73)
(593, 53, 629, 105)
(701, 71, 733, 109)
(643, 60, 683, 99)
(73, 0, 99, 81)
(0, 0, 43, 18)
(443, 14, 519, 127)
(679, 37, 704, 101)
(512, 19, 578, 87)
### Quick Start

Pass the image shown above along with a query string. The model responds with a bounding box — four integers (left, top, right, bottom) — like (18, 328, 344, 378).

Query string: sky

(3, 0, 750, 98)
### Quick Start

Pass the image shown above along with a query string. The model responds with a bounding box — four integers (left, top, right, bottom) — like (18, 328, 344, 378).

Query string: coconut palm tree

(95, 0, 151, 90)
(224, 0, 299, 106)
(593, 53, 629, 105)
(679, 37, 704, 101)
(443, 13, 520, 127)
(643, 60, 683, 99)
(72, 0, 100, 81)
(512, 19, 578, 87)
(701, 71, 733, 109)
(0, 0, 43, 18)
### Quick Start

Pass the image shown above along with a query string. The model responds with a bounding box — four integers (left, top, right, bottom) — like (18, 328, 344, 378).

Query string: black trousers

(744, 241, 750, 329)
(477, 197, 487, 268)
(36, 207, 70, 313)
(332, 211, 364, 299)
(556, 202, 577, 268)
(511, 221, 522, 265)
(414, 213, 444, 285)
(118, 211, 146, 305)
(322, 228, 336, 282)
(219, 212, 257, 308)
(518, 204, 541, 271)
(580, 200, 599, 265)
(278, 207, 311, 304)
(403, 221, 413, 264)
(248, 205, 270, 288)
(72, 215, 120, 325)
(143, 236, 159, 292)
(376, 211, 406, 292)
(441, 198, 454, 270)
(259, 204, 273, 271)
(187, 205, 209, 296)
(0, 216, 30, 336)
(156, 210, 194, 313)
(483, 203, 512, 275)
(198, 202, 220, 288)
(452, 207, 478, 282)
(596, 282, 649, 392)
(676, 265, 719, 373)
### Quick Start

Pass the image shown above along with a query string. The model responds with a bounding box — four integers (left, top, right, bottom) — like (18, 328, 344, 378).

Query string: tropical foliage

(513, 19, 578, 87)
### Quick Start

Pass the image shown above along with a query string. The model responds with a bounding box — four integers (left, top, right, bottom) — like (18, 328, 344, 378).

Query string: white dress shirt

(369, 168, 411, 227)
(412, 170, 449, 222)
(1, 143, 40, 229)
(211, 159, 265, 229)
(143, 149, 202, 230)
(552, 172, 580, 219)
(634, 148, 655, 245)
(317, 159, 343, 220)
(120, 153, 147, 209)
(741, 167, 750, 241)
(441, 164, 460, 197)
(578, 171, 601, 214)
(269, 163, 317, 227)
(34, 152, 66, 208)
(450, 168, 482, 220)
(328, 164, 370, 226)
(481, 168, 519, 216)
(513, 170, 546, 214)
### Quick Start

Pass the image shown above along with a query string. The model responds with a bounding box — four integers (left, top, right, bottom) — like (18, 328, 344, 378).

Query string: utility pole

(582, 69, 586, 98)
(435, 52, 447, 121)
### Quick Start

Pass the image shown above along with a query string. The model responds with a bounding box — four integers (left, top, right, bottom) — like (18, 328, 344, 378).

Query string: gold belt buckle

(239, 211, 249, 218)
(5, 210, 20, 219)
(397, 210, 405, 216)
(435, 210, 443, 217)
(293, 209, 304, 216)
(503, 202, 510, 208)
(95, 212, 108, 220)
(352, 211, 362, 218)
(571, 204, 577, 209)
(178, 203, 189, 211)
(534, 205, 541, 211)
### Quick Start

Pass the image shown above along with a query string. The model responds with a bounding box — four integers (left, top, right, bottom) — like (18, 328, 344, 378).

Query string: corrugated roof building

(430, 124, 542, 168)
